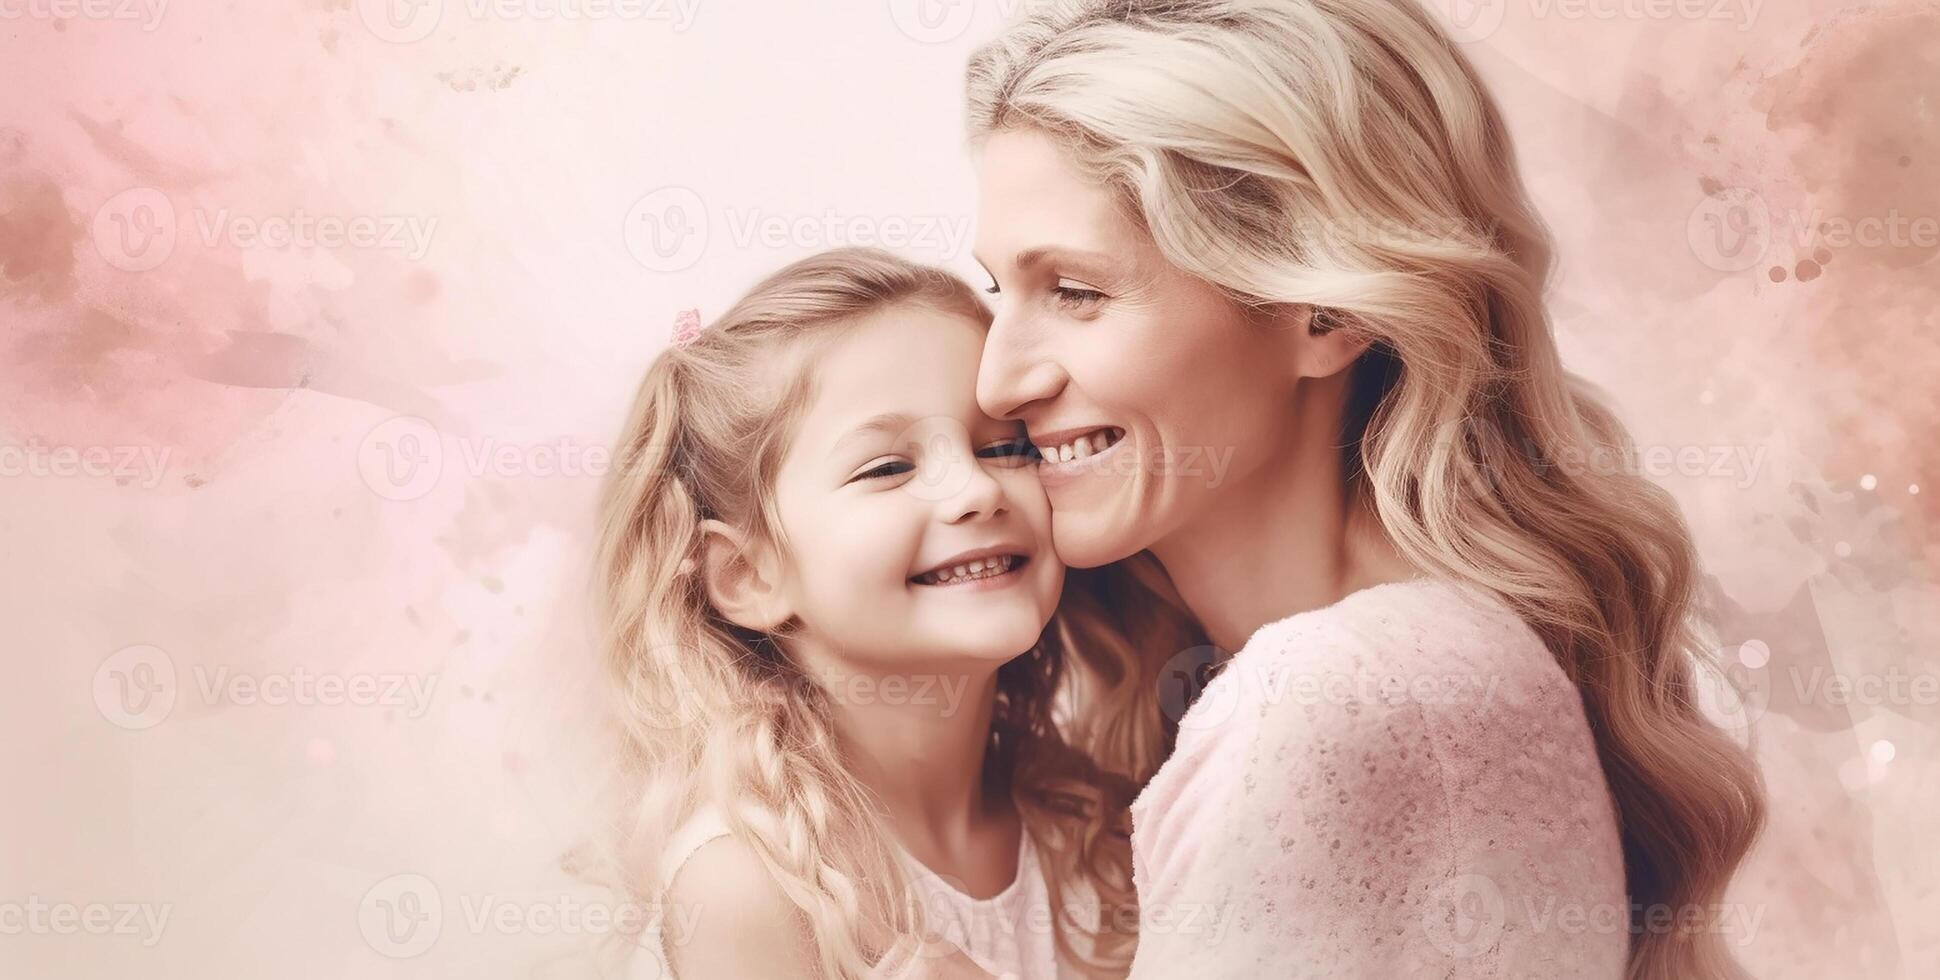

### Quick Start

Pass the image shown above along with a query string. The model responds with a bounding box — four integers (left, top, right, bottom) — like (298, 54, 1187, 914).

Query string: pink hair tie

(670, 308, 704, 346)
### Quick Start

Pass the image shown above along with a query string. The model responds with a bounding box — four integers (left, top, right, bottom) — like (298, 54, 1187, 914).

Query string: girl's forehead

(794, 306, 1004, 448)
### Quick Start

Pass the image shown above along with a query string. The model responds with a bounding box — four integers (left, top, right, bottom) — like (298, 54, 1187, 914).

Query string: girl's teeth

(919, 554, 1017, 585)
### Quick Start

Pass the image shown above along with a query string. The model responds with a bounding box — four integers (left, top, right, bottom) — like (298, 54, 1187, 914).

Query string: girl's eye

(982, 281, 1001, 295)
(852, 460, 913, 482)
(977, 439, 1041, 465)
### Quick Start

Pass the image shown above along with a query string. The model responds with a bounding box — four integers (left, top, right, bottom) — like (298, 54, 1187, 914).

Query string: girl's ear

(1270, 304, 1370, 381)
(697, 519, 793, 632)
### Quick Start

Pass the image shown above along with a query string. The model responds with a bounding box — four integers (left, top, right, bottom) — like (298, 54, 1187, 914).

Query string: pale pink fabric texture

(1128, 578, 1629, 978)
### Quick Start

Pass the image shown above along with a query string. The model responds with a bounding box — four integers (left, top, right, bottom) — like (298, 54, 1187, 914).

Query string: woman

(962, 1, 1765, 977)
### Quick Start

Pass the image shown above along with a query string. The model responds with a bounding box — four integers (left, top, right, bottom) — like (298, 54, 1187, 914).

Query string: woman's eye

(852, 460, 913, 482)
(1052, 281, 1106, 309)
(977, 439, 1041, 464)
(982, 281, 1001, 295)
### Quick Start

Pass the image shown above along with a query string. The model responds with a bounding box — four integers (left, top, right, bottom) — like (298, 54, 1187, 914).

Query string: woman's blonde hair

(595, 247, 1199, 976)
(966, 2, 1765, 977)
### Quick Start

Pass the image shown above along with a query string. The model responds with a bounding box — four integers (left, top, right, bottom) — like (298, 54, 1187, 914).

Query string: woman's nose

(976, 311, 1066, 421)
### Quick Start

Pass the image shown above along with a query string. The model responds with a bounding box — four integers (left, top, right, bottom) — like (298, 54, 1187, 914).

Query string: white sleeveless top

(644, 806, 1086, 979)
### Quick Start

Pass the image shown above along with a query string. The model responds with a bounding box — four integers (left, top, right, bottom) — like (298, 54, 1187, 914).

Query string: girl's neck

(813, 662, 1016, 865)
(1150, 379, 1418, 653)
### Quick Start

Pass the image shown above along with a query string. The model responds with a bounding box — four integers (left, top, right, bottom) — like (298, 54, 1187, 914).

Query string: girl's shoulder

(657, 808, 817, 978)
(658, 805, 731, 894)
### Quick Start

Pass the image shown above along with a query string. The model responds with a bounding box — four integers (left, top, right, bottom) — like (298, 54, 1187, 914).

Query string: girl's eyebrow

(831, 411, 915, 456)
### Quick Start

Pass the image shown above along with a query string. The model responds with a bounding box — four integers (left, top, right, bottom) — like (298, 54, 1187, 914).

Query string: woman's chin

(1050, 511, 1148, 570)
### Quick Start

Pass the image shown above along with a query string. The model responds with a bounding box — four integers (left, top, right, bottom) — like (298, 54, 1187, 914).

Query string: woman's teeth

(913, 554, 1020, 586)
(1036, 428, 1123, 464)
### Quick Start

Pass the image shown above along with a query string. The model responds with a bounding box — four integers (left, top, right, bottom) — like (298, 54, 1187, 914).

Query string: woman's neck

(1150, 380, 1418, 653)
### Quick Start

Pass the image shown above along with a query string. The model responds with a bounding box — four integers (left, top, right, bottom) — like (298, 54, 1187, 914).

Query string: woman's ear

(697, 519, 793, 632)
(1271, 304, 1370, 381)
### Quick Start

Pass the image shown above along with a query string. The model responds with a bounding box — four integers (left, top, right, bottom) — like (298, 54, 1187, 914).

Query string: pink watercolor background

(2, 1, 1935, 977)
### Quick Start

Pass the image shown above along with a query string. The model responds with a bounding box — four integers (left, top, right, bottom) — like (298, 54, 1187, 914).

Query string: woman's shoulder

(1220, 576, 1581, 730)
(1153, 576, 1603, 810)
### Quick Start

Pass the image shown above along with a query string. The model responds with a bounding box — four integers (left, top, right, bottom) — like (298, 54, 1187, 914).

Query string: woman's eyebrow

(974, 246, 1114, 273)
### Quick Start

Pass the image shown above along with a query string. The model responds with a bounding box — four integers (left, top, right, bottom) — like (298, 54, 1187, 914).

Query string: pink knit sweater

(1127, 578, 1629, 977)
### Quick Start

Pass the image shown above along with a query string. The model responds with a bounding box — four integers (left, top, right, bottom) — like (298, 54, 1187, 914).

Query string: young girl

(593, 248, 1193, 978)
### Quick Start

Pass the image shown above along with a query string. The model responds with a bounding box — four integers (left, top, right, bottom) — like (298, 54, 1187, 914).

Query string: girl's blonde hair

(966, 2, 1765, 977)
(595, 247, 1200, 976)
